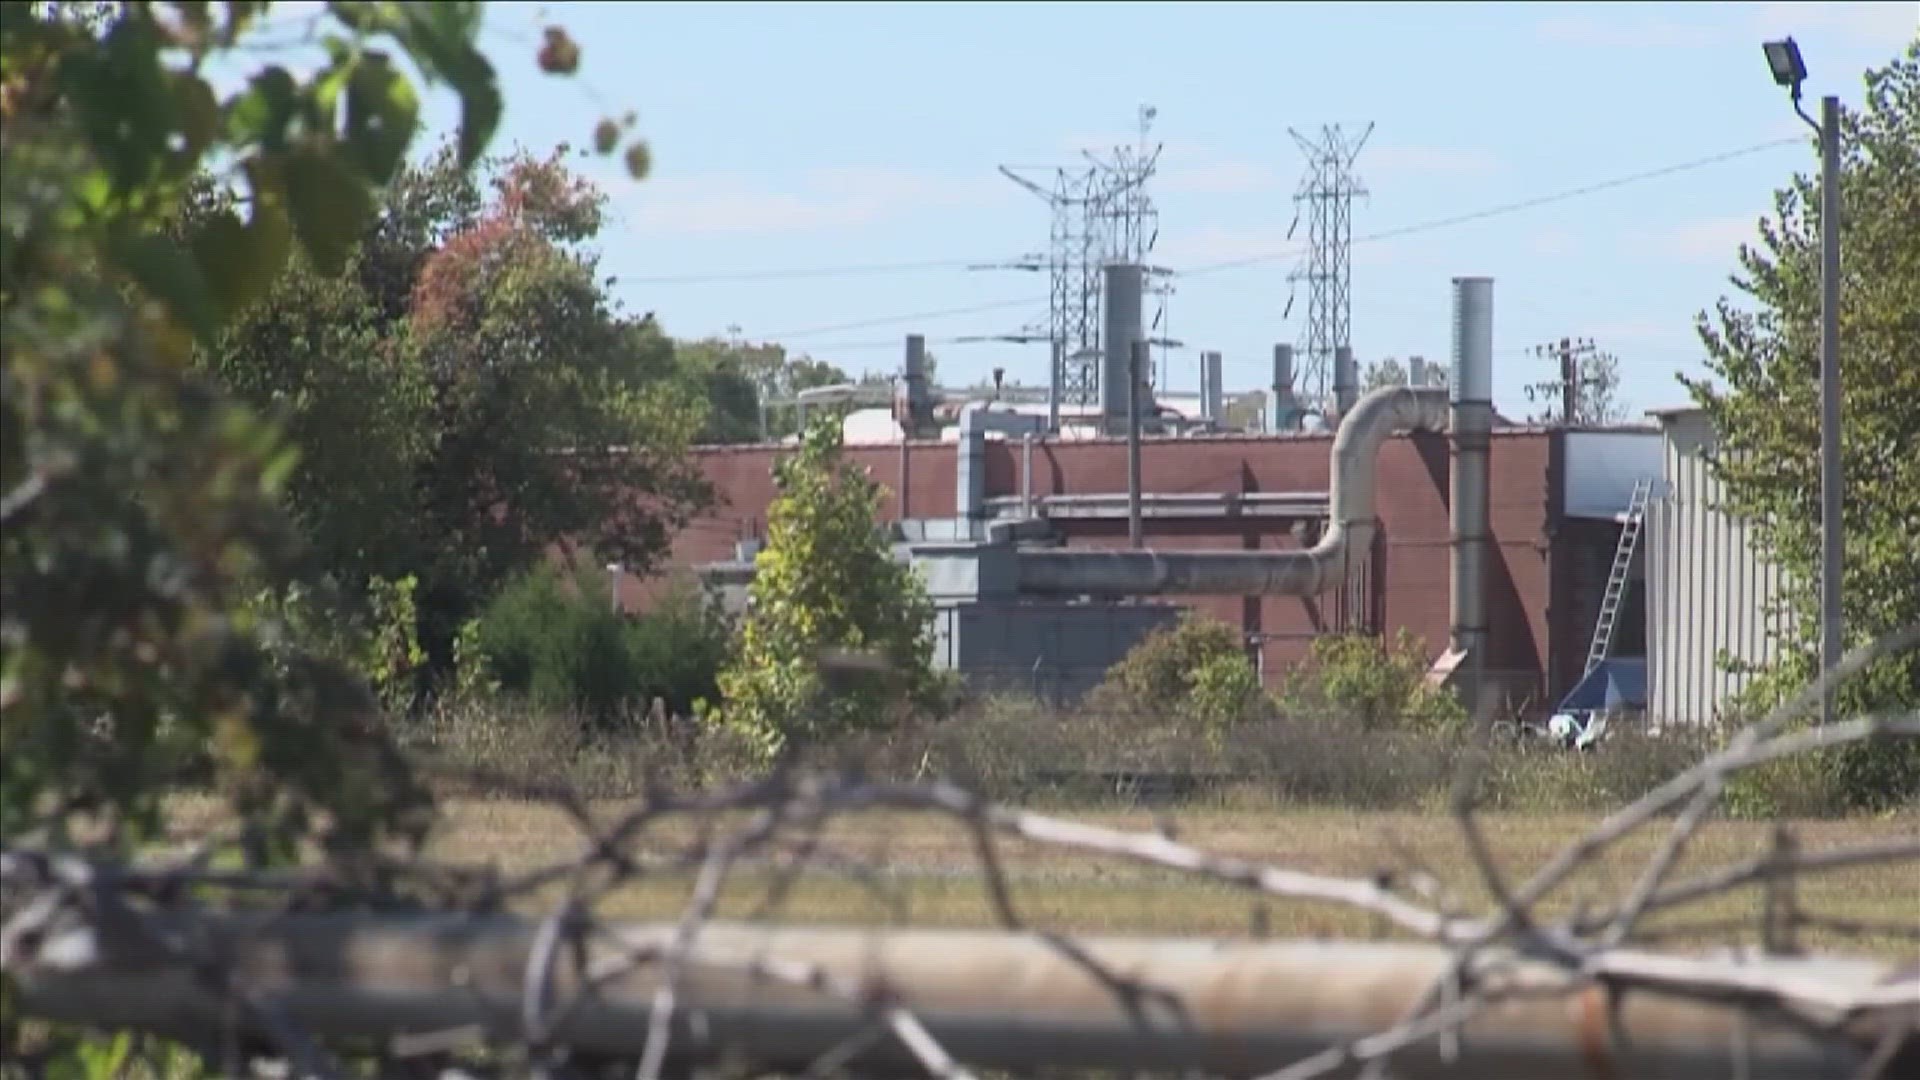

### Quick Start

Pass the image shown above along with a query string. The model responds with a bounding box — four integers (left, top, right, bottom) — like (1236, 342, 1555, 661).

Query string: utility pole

(1817, 93, 1842, 725)
(1761, 38, 1844, 725)
(1527, 337, 1599, 426)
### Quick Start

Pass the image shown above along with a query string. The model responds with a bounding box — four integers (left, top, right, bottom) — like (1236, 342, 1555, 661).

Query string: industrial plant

(632, 114, 1791, 731)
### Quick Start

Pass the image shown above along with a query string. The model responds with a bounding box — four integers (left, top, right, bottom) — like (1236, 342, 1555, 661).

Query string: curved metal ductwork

(1016, 384, 1452, 596)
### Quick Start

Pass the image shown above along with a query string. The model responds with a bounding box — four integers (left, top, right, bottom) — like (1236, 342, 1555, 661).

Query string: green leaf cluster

(712, 417, 948, 761)
(1278, 630, 1465, 734)
(1684, 44, 1919, 800)
(474, 564, 730, 726)
(193, 145, 713, 672)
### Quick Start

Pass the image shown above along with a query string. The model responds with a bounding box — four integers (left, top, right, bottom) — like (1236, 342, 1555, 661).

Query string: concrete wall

(1645, 410, 1797, 726)
(642, 430, 1560, 708)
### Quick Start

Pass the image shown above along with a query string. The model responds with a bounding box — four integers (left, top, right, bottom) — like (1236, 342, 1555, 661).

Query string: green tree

(473, 565, 729, 726)
(1362, 356, 1409, 391)
(1362, 356, 1449, 393)
(1, 0, 528, 857)
(713, 416, 946, 760)
(1525, 344, 1625, 425)
(196, 145, 712, 670)
(398, 147, 713, 657)
(1684, 45, 1918, 807)
(2, 1, 652, 1065)
(675, 336, 852, 443)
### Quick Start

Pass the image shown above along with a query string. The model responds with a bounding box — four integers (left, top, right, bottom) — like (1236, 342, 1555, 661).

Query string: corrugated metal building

(1643, 407, 1798, 727)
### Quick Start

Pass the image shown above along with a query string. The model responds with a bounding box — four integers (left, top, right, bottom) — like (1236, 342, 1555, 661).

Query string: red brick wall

(637, 431, 1557, 701)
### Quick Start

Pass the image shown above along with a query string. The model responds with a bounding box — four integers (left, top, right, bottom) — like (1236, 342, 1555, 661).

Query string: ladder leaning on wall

(1584, 477, 1653, 677)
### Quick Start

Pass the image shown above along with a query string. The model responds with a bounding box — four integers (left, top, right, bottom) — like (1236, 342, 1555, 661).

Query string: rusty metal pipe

(4, 914, 1899, 1078)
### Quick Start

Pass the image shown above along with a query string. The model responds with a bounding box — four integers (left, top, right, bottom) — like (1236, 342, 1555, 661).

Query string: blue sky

(250, 1, 1917, 418)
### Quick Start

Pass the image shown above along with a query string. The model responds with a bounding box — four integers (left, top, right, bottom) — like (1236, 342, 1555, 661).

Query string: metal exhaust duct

(1334, 345, 1359, 418)
(1017, 383, 1450, 596)
(1200, 351, 1223, 424)
(1272, 344, 1297, 432)
(1101, 263, 1146, 427)
(901, 333, 934, 438)
(1450, 276, 1495, 719)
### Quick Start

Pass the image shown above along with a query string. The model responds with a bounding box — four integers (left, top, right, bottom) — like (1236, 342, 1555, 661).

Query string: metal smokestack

(1272, 344, 1296, 432)
(902, 334, 933, 438)
(1450, 277, 1495, 721)
(1200, 350, 1223, 424)
(1410, 355, 1427, 387)
(1334, 345, 1359, 418)
(1102, 263, 1146, 430)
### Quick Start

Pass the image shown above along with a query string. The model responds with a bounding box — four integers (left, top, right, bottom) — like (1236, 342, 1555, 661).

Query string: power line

(1182, 136, 1801, 278)
(617, 136, 1798, 290)
(732, 136, 1800, 345)
(758, 297, 1042, 340)
(626, 257, 983, 286)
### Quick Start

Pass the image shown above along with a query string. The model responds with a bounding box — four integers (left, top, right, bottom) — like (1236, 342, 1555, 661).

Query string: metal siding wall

(1646, 415, 1797, 727)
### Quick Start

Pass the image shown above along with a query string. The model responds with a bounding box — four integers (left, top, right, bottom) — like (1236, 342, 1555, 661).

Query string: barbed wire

(3, 632, 1917, 1078)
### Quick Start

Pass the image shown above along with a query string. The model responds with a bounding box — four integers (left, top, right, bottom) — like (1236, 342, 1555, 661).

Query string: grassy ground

(173, 796, 1920, 956)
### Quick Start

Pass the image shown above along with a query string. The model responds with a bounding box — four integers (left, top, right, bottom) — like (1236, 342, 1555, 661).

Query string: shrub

(1096, 612, 1251, 716)
(1278, 630, 1465, 733)
(1188, 652, 1269, 744)
(473, 564, 732, 726)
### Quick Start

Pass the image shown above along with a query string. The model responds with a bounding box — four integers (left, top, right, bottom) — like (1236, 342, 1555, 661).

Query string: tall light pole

(1763, 37, 1842, 725)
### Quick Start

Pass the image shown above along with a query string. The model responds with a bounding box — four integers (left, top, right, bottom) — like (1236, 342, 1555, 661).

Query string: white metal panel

(1563, 431, 1663, 520)
(1644, 411, 1797, 727)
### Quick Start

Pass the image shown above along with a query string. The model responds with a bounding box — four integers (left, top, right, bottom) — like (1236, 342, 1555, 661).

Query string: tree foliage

(474, 564, 729, 726)
(196, 145, 712, 670)
(674, 337, 851, 443)
(1, 1, 642, 850)
(1684, 45, 1918, 807)
(1278, 631, 1465, 733)
(1524, 344, 1625, 425)
(1095, 614, 1268, 741)
(1361, 356, 1449, 393)
(713, 417, 946, 761)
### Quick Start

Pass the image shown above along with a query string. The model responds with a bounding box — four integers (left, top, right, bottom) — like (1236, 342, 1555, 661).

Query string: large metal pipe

(1450, 276, 1495, 719)
(1334, 344, 1359, 417)
(9, 913, 1902, 1078)
(1018, 383, 1450, 596)
(1102, 263, 1146, 426)
(1271, 344, 1296, 432)
(957, 405, 1047, 520)
(1200, 350, 1223, 424)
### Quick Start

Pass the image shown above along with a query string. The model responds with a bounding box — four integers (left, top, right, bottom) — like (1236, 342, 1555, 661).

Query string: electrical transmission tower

(1284, 122, 1373, 414)
(1086, 105, 1177, 388)
(969, 165, 1106, 406)
(971, 106, 1169, 412)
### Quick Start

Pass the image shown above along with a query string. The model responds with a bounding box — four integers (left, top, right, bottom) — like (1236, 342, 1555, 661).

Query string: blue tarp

(1558, 657, 1648, 713)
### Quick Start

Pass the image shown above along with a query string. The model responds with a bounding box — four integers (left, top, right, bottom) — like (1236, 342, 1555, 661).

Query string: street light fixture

(1763, 37, 1807, 95)
(1761, 36, 1843, 726)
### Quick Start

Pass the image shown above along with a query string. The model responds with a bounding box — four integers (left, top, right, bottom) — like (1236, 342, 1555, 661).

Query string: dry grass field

(172, 796, 1920, 955)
